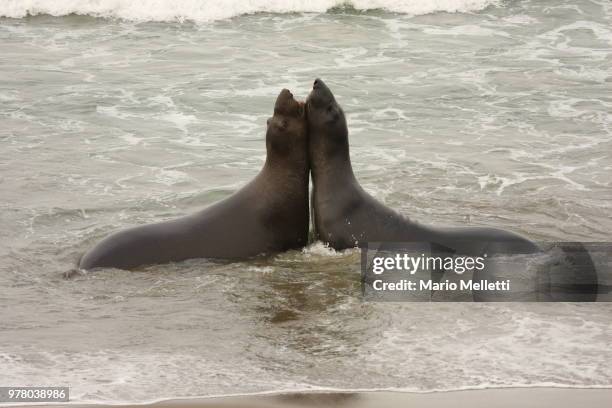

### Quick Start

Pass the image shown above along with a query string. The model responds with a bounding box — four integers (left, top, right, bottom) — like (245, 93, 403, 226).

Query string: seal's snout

(274, 88, 303, 117)
(312, 78, 329, 93)
(313, 78, 331, 90)
(277, 88, 294, 103)
(275, 88, 293, 111)
(307, 78, 334, 108)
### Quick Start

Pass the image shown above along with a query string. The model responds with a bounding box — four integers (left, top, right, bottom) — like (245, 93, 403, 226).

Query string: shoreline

(8, 387, 612, 408)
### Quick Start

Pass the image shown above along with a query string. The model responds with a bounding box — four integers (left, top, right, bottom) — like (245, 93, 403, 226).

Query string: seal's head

(306, 78, 349, 163)
(265, 89, 307, 165)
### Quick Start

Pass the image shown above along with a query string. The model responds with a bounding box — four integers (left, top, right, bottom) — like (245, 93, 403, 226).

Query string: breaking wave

(1, 0, 500, 22)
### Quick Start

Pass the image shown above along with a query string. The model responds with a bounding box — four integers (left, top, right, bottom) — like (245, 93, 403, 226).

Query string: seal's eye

(281, 119, 288, 129)
(327, 105, 333, 113)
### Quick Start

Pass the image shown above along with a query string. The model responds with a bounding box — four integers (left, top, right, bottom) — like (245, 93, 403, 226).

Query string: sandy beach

(12, 388, 612, 408)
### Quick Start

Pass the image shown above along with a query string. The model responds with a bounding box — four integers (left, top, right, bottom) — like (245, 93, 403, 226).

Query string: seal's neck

(310, 140, 357, 192)
(262, 154, 309, 180)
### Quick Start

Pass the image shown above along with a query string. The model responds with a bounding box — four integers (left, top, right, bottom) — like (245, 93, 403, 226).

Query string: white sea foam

(1, 0, 499, 22)
(246, 265, 275, 273)
(154, 168, 193, 186)
(302, 241, 349, 257)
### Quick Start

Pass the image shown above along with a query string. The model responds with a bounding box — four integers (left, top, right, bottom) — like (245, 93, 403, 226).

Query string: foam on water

(4, 301, 610, 405)
(301, 242, 348, 257)
(2, 0, 499, 22)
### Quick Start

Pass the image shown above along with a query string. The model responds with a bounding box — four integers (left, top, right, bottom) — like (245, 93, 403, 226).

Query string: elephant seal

(306, 78, 539, 255)
(307, 78, 600, 301)
(79, 89, 309, 270)
(306, 79, 552, 300)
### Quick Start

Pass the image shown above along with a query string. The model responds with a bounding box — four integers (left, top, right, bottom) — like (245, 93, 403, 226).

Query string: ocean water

(1, 0, 611, 404)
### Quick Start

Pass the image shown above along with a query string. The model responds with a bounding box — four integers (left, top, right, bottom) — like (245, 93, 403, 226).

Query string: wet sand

(15, 388, 612, 408)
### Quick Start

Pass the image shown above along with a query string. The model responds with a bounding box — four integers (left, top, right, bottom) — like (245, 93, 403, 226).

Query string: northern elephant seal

(306, 78, 538, 255)
(79, 89, 309, 270)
